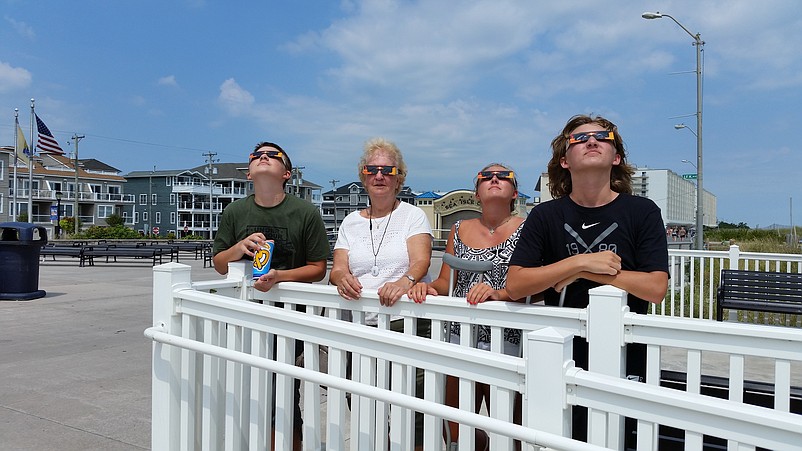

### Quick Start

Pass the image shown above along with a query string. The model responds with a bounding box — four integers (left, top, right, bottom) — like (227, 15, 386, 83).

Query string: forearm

(276, 261, 327, 283)
(507, 258, 581, 300)
(212, 247, 243, 275)
(581, 270, 668, 303)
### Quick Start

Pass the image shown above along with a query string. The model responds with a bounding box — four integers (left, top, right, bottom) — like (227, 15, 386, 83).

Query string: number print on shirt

(563, 222, 619, 255)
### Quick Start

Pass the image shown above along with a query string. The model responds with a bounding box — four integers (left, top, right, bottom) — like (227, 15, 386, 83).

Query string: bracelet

(402, 274, 416, 284)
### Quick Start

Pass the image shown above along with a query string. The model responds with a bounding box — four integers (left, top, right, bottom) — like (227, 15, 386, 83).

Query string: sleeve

(212, 205, 236, 256)
(509, 204, 546, 268)
(634, 200, 669, 274)
(334, 212, 353, 251)
(406, 205, 433, 240)
(304, 207, 331, 262)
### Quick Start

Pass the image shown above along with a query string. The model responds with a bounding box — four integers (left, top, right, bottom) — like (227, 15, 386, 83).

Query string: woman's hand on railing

(334, 273, 362, 300)
(465, 282, 502, 305)
(407, 282, 437, 304)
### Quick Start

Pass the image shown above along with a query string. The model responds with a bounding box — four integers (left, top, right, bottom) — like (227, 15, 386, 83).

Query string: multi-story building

(124, 164, 324, 239)
(535, 168, 717, 228)
(1, 146, 135, 238)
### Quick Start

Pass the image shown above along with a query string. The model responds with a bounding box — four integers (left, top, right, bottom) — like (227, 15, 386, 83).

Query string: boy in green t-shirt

(212, 141, 330, 450)
(213, 141, 330, 291)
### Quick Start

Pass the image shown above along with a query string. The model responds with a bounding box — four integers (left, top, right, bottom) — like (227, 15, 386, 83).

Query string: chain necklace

(369, 203, 396, 277)
(481, 215, 513, 235)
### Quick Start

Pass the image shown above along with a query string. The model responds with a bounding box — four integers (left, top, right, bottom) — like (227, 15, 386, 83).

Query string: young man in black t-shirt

(507, 114, 669, 443)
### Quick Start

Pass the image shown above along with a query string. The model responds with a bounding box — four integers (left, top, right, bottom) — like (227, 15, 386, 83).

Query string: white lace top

(334, 201, 433, 324)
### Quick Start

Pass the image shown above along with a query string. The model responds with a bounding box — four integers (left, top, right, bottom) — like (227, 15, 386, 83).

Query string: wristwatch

(402, 274, 416, 284)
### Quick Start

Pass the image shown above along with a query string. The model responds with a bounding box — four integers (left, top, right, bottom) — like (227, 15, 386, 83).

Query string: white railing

(147, 262, 802, 451)
(658, 245, 802, 325)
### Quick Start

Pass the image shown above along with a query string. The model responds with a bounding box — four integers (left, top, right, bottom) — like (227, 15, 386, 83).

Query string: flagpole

(28, 99, 35, 222)
(13, 108, 19, 219)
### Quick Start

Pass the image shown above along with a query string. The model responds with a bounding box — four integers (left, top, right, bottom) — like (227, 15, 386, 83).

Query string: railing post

(525, 326, 573, 438)
(151, 262, 193, 451)
(728, 244, 740, 270)
(587, 285, 628, 449)
(226, 260, 251, 301)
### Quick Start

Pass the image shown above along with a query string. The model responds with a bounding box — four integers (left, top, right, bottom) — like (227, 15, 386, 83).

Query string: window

(170, 212, 176, 224)
(151, 193, 157, 205)
(143, 212, 148, 221)
(155, 212, 161, 224)
(90, 184, 101, 194)
(134, 212, 140, 223)
(139, 194, 147, 205)
(108, 185, 121, 195)
(170, 193, 176, 205)
(98, 205, 114, 218)
(166, 176, 172, 186)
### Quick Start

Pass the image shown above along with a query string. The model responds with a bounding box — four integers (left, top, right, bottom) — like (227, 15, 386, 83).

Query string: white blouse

(334, 201, 433, 324)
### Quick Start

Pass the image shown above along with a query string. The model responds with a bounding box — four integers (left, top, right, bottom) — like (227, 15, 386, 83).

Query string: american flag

(35, 114, 64, 154)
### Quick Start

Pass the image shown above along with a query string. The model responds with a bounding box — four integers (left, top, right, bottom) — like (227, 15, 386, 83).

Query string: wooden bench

(82, 245, 167, 266)
(41, 245, 86, 265)
(716, 269, 802, 321)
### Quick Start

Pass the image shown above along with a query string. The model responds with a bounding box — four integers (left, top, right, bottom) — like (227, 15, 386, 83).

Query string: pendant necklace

(483, 215, 513, 235)
(369, 203, 395, 277)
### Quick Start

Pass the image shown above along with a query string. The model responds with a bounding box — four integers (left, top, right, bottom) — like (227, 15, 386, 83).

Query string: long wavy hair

(547, 114, 634, 199)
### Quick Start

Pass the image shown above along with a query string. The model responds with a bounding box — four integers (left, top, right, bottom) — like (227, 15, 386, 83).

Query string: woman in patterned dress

(408, 162, 525, 450)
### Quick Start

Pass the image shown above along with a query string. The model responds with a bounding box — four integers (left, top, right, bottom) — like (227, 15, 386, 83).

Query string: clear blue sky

(2, 1, 801, 228)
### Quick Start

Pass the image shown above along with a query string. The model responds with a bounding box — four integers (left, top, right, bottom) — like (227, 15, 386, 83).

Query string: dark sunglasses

(249, 149, 285, 162)
(362, 165, 399, 176)
(568, 130, 615, 144)
(477, 170, 515, 181)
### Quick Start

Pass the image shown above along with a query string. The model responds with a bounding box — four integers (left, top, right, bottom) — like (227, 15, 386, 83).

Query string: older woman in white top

(330, 137, 433, 323)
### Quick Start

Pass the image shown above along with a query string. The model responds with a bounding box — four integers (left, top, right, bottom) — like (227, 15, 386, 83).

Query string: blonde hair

(357, 137, 408, 194)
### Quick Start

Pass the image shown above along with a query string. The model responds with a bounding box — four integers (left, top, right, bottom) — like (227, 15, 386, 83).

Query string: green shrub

(105, 214, 125, 227)
(79, 225, 141, 239)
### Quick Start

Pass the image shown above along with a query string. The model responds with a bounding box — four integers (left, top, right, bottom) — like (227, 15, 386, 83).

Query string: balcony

(14, 189, 135, 204)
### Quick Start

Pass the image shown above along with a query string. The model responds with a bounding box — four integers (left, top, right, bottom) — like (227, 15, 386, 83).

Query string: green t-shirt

(213, 194, 330, 269)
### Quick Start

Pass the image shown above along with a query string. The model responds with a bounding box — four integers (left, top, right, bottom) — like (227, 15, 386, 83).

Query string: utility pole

(203, 152, 218, 239)
(329, 179, 339, 232)
(292, 166, 306, 198)
(72, 133, 85, 235)
(148, 166, 155, 236)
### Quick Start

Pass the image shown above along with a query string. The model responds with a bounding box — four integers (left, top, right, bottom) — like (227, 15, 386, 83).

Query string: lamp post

(643, 11, 705, 250)
(55, 191, 63, 239)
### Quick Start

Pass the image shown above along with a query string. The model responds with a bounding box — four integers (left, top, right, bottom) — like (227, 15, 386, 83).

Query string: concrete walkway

(0, 256, 220, 451)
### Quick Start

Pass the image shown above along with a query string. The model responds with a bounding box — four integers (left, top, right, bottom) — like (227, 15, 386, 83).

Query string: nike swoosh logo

(581, 222, 600, 230)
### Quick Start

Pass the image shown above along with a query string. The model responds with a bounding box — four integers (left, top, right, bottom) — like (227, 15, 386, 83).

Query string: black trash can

(0, 222, 48, 300)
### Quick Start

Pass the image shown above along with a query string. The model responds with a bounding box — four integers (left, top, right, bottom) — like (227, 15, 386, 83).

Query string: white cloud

(157, 75, 178, 87)
(4, 16, 35, 39)
(0, 60, 32, 92)
(217, 78, 256, 116)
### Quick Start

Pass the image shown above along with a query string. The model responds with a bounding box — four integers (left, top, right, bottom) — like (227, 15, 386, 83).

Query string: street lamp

(643, 11, 705, 250)
(55, 191, 63, 239)
(674, 123, 697, 137)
